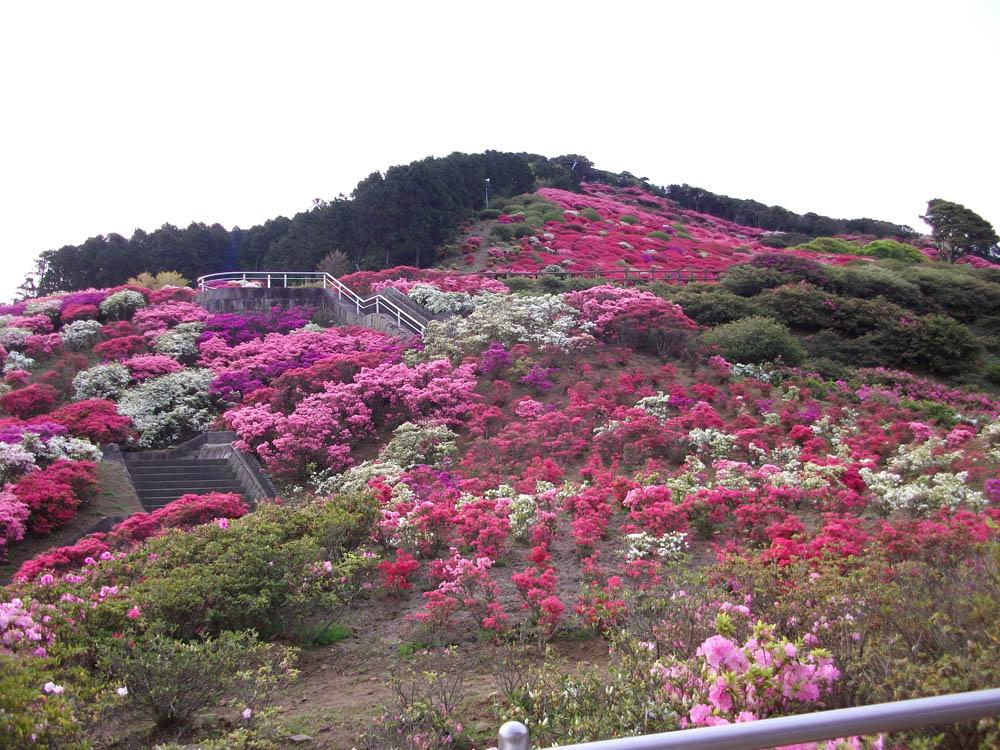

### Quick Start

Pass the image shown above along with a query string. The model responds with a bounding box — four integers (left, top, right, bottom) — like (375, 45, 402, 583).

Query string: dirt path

(275, 633, 610, 749)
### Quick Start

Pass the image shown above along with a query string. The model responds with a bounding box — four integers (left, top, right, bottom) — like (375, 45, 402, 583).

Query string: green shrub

(619, 214, 639, 225)
(99, 630, 297, 729)
(758, 284, 909, 337)
(478, 208, 501, 220)
(668, 286, 760, 325)
(759, 232, 811, 249)
(900, 265, 1000, 322)
(858, 239, 926, 263)
(702, 316, 805, 365)
(794, 237, 858, 254)
(823, 264, 923, 309)
(720, 264, 790, 296)
(0, 657, 86, 749)
(911, 314, 982, 374)
(95, 497, 376, 641)
(647, 230, 670, 241)
(985, 363, 1000, 386)
(580, 207, 601, 222)
(846, 314, 981, 375)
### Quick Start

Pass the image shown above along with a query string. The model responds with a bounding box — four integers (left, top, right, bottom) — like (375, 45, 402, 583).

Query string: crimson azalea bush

(49, 399, 134, 444)
(0, 383, 59, 419)
(12, 459, 98, 534)
(14, 492, 247, 582)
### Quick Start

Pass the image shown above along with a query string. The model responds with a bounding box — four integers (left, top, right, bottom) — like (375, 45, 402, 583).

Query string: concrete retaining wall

(195, 287, 411, 335)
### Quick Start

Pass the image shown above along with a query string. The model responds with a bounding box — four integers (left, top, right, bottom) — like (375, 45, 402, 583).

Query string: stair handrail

(195, 271, 427, 335)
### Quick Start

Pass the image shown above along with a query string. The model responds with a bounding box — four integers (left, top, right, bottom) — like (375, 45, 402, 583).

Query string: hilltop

(24, 150, 936, 297)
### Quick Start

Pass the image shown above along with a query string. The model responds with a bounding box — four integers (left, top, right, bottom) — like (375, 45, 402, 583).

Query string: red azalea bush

(93, 334, 148, 360)
(49, 399, 135, 444)
(13, 459, 98, 535)
(13, 492, 248, 581)
(149, 286, 196, 304)
(61, 302, 100, 322)
(0, 383, 59, 419)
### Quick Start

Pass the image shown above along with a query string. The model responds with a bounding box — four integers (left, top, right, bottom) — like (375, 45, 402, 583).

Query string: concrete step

(126, 459, 230, 469)
(128, 466, 235, 477)
(132, 480, 244, 491)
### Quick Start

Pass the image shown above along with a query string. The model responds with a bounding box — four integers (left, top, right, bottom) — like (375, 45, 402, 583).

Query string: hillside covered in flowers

(1, 246, 1000, 748)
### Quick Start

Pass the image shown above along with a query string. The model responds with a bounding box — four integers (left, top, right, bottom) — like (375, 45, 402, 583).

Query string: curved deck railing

(195, 271, 427, 335)
(496, 688, 1000, 750)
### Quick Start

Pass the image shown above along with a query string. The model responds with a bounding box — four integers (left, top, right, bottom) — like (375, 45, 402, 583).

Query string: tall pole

(485, 177, 490, 210)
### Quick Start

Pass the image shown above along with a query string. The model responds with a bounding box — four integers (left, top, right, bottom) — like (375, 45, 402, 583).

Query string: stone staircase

(121, 432, 276, 512)
(125, 458, 245, 510)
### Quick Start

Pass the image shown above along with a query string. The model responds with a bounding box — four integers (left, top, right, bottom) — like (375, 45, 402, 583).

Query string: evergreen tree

(921, 199, 999, 263)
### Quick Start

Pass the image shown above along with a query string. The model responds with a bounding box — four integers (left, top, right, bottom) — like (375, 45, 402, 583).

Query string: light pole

(484, 178, 490, 210)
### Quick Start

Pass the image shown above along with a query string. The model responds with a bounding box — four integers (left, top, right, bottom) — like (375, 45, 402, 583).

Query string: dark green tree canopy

(22, 150, 925, 294)
(921, 199, 999, 263)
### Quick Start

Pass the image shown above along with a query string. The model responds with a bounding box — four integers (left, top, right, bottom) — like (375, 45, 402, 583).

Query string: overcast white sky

(1, 0, 997, 301)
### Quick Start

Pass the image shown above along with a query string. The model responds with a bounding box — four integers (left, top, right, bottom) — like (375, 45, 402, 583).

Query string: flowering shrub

(566, 285, 698, 356)
(407, 284, 477, 315)
(343, 266, 507, 296)
(199, 306, 313, 345)
(118, 368, 216, 447)
(93, 334, 147, 360)
(414, 548, 507, 633)
(153, 322, 204, 360)
(122, 353, 183, 381)
(226, 359, 479, 477)
(0, 383, 59, 418)
(132, 301, 209, 333)
(421, 292, 590, 359)
(49, 399, 134, 444)
(59, 319, 102, 350)
(61, 302, 100, 322)
(99, 289, 146, 320)
(12, 459, 98, 534)
(14, 492, 247, 581)
(0, 489, 30, 559)
(72, 362, 132, 400)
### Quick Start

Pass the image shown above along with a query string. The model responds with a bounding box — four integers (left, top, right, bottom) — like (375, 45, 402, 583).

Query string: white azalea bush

(623, 531, 688, 563)
(19, 433, 103, 464)
(99, 290, 146, 320)
(406, 284, 477, 315)
(376, 421, 459, 469)
(60, 319, 103, 350)
(118, 368, 216, 447)
(153, 322, 204, 360)
(420, 292, 592, 359)
(861, 438, 985, 516)
(72, 363, 131, 400)
(3, 351, 35, 373)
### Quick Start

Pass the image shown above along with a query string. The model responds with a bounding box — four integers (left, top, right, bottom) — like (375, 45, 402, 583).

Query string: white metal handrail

(497, 688, 1000, 750)
(195, 271, 426, 335)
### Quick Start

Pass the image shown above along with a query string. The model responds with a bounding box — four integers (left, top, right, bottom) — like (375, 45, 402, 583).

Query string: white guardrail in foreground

(497, 688, 1000, 750)
(195, 271, 426, 335)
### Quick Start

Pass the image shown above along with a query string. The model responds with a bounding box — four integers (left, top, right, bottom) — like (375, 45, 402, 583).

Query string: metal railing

(195, 271, 427, 335)
(497, 688, 1000, 750)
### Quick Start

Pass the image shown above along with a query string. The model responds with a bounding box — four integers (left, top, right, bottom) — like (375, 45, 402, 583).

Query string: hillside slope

(0, 274, 999, 748)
